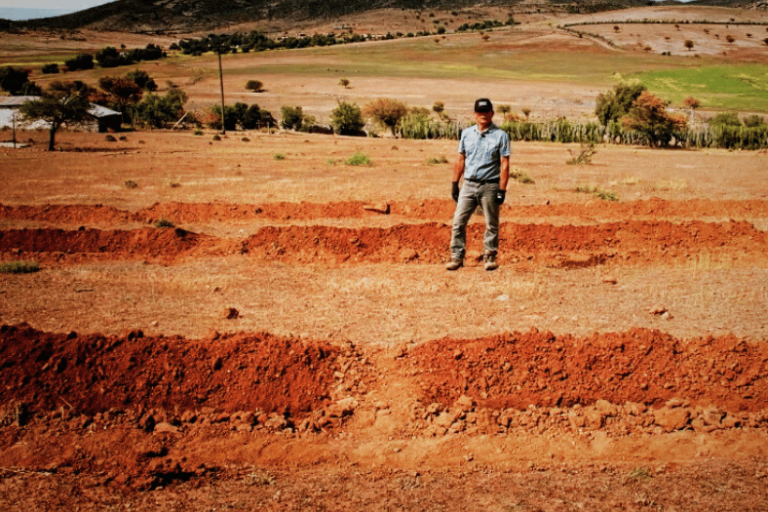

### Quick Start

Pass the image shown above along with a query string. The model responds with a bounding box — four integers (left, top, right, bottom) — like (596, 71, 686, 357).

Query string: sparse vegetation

(576, 185, 618, 201)
(509, 167, 535, 184)
(427, 156, 449, 165)
(154, 219, 175, 228)
(566, 143, 597, 165)
(0, 261, 40, 274)
(345, 152, 372, 166)
(274, 153, 286, 160)
(124, 180, 138, 189)
(339, 78, 350, 89)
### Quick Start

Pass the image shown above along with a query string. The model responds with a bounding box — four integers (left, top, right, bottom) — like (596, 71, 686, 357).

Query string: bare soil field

(1, 127, 768, 510)
(1, 6, 768, 509)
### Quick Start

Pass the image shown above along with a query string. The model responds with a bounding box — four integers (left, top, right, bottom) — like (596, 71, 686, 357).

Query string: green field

(634, 65, 768, 111)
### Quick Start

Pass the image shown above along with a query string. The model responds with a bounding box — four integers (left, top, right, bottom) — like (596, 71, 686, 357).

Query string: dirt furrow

(1, 325, 766, 418)
(0, 219, 765, 266)
(2, 198, 768, 225)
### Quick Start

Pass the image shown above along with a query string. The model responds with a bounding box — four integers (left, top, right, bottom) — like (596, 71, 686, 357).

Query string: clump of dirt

(408, 328, 768, 413)
(0, 324, 344, 417)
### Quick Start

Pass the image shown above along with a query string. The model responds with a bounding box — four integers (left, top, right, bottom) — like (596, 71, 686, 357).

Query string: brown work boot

(446, 258, 463, 271)
(483, 252, 498, 271)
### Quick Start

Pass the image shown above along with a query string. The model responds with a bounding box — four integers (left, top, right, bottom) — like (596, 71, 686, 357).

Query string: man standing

(447, 98, 510, 271)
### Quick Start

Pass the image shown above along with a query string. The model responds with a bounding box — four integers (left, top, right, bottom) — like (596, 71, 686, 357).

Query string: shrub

(338, 78, 350, 89)
(427, 156, 449, 164)
(126, 69, 157, 91)
(154, 219, 175, 228)
(566, 143, 597, 165)
(620, 91, 687, 147)
(245, 79, 263, 92)
(135, 89, 188, 129)
(510, 167, 534, 184)
(64, 53, 94, 71)
(124, 180, 138, 189)
(0, 261, 40, 274)
(709, 112, 742, 127)
(0, 66, 31, 95)
(274, 153, 285, 160)
(744, 115, 766, 128)
(330, 101, 365, 135)
(41, 63, 59, 74)
(595, 83, 646, 126)
(345, 152, 371, 166)
(576, 185, 617, 201)
(363, 98, 409, 136)
(280, 105, 304, 130)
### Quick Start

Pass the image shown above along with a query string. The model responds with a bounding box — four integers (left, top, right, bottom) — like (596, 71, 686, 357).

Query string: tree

(620, 91, 687, 147)
(363, 98, 409, 137)
(338, 78, 350, 89)
(42, 63, 60, 74)
(521, 107, 531, 120)
(245, 79, 263, 92)
(98, 76, 143, 122)
(126, 69, 157, 91)
(18, 82, 92, 151)
(64, 53, 94, 71)
(330, 101, 365, 135)
(281, 105, 304, 130)
(684, 40, 694, 51)
(683, 97, 701, 123)
(0, 66, 31, 95)
(595, 83, 647, 126)
(135, 89, 187, 128)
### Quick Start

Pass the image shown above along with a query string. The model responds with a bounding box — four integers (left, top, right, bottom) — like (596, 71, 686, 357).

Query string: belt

(465, 177, 500, 185)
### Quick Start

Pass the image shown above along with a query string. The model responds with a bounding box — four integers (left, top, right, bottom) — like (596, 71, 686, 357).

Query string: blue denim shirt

(458, 123, 510, 182)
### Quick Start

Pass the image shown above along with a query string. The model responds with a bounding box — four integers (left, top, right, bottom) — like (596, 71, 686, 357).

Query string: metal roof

(0, 96, 120, 118)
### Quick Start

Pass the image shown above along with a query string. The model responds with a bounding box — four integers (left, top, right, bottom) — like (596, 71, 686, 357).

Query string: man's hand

(495, 190, 506, 205)
(452, 182, 460, 202)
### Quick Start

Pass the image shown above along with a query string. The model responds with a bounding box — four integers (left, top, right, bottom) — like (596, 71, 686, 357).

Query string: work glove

(451, 181, 460, 202)
(495, 190, 506, 205)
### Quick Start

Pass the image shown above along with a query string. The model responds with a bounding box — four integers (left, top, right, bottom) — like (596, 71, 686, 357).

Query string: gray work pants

(449, 180, 500, 260)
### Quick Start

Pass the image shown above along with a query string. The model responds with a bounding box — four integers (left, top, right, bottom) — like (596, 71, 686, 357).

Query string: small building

(0, 96, 121, 133)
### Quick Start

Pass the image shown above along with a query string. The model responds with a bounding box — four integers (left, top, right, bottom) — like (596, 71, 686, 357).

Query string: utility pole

(218, 50, 226, 135)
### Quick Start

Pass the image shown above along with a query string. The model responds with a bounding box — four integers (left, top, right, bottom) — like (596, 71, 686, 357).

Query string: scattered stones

(649, 304, 667, 315)
(602, 275, 618, 285)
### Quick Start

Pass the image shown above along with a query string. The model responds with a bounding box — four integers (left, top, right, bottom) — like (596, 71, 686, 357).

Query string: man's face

(474, 110, 494, 130)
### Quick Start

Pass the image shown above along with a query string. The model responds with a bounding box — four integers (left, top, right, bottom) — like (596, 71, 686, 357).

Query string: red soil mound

(1, 219, 766, 266)
(409, 328, 768, 412)
(0, 324, 341, 417)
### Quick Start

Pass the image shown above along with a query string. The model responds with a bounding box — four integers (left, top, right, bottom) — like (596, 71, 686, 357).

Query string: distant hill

(2, 0, 763, 34)
(2, 0, 645, 33)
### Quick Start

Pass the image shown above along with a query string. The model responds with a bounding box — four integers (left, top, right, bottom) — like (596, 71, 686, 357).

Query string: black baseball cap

(474, 98, 493, 113)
